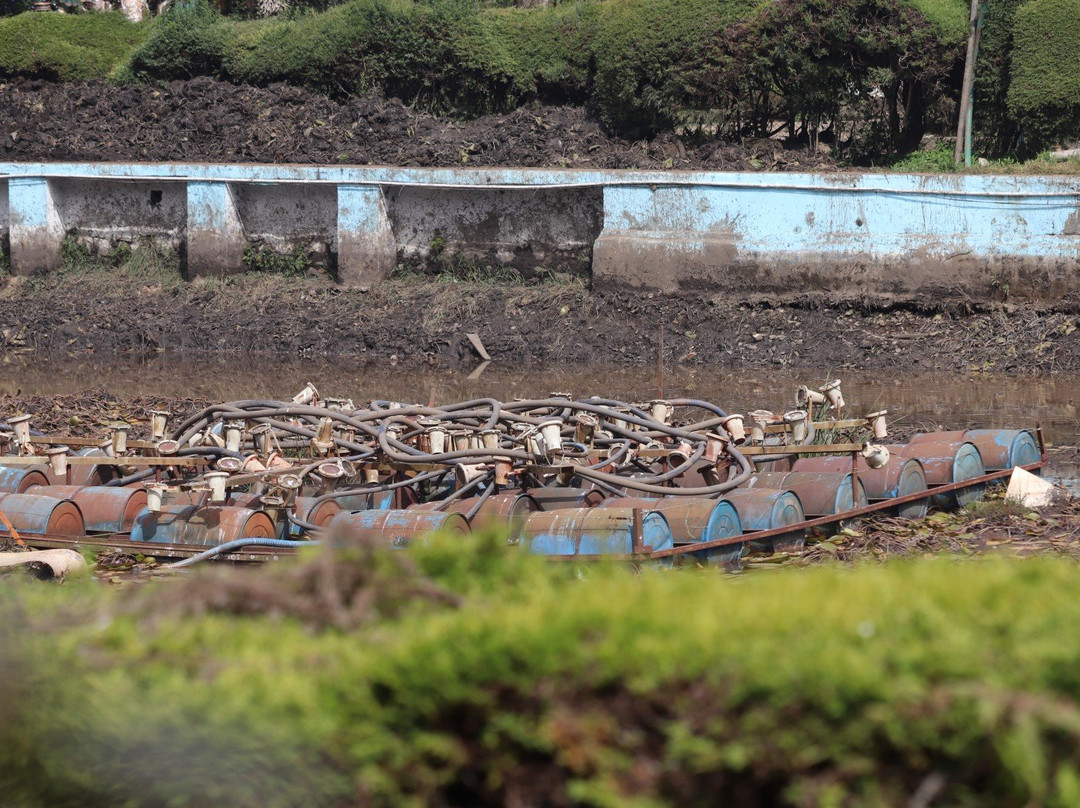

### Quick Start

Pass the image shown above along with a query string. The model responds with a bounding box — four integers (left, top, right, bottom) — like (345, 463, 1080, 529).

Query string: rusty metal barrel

(527, 487, 605, 511)
(411, 492, 540, 535)
(791, 456, 929, 520)
(745, 472, 868, 518)
(519, 507, 673, 557)
(132, 505, 277, 546)
(0, 492, 85, 536)
(910, 429, 1039, 472)
(229, 493, 342, 537)
(604, 496, 744, 567)
(720, 488, 806, 554)
(0, 464, 49, 494)
(326, 509, 470, 548)
(331, 489, 396, 512)
(26, 484, 147, 532)
(889, 440, 985, 509)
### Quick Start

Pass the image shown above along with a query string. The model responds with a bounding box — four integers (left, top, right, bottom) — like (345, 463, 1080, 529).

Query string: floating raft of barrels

(0, 383, 1045, 567)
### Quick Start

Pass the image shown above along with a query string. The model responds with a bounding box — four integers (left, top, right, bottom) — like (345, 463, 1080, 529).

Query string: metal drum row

(0, 429, 1039, 561)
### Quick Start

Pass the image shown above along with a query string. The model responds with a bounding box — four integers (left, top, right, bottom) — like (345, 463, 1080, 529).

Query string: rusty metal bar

(25, 436, 160, 450)
(0, 456, 205, 467)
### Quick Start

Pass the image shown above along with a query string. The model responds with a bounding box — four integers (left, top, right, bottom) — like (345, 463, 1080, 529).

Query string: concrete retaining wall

(1, 163, 1078, 297)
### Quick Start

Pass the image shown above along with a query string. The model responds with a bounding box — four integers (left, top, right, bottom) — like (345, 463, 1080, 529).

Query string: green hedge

(1008, 0, 1080, 149)
(4, 537, 1080, 806)
(0, 11, 151, 80)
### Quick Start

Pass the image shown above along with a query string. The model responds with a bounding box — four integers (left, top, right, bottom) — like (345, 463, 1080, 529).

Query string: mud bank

(3, 272, 1080, 372)
(0, 78, 836, 171)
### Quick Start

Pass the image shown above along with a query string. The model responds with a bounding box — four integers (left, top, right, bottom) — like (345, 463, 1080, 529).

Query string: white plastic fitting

(45, 446, 68, 477)
(748, 410, 774, 444)
(796, 385, 827, 407)
(821, 379, 845, 411)
(720, 414, 746, 445)
(538, 419, 563, 454)
(312, 417, 336, 456)
(146, 483, 168, 513)
(292, 382, 318, 406)
(251, 424, 275, 456)
(224, 420, 244, 453)
(111, 423, 130, 455)
(866, 410, 889, 440)
(784, 410, 808, 443)
(574, 413, 598, 444)
(428, 426, 448, 455)
(454, 463, 485, 486)
(8, 414, 32, 445)
(205, 470, 229, 504)
(861, 443, 891, 469)
(149, 409, 170, 441)
(649, 400, 674, 425)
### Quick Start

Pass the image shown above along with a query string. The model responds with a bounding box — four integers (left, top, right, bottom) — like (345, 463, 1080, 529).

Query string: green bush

(0, 11, 151, 80)
(1008, 0, 1080, 150)
(5, 538, 1080, 806)
(590, 0, 760, 137)
(123, 0, 235, 81)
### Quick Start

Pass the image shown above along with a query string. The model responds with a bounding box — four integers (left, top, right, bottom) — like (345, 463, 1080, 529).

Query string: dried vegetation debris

(0, 389, 210, 440)
(0, 77, 836, 170)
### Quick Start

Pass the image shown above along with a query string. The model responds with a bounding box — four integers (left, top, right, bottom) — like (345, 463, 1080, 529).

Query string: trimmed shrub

(5, 543, 1080, 806)
(1008, 0, 1080, 150)
(590, 0, 761, 137)
(123, 0, 235, 81)
(0, 11, 151, 80)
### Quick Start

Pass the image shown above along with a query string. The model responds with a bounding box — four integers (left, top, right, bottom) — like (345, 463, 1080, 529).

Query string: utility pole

(955, 0, 987, 166)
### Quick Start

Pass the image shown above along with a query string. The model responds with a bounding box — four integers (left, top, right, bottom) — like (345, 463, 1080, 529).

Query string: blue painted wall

(1, 163, 1078, 292)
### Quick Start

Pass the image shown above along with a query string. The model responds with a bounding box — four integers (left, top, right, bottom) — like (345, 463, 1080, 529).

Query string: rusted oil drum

(745, 472, 868, 517)
(326, 509, 470, 548)
(411, 492, 540, 535)
(889, 440, 985, 509)
(961, 429, 1040, 471)
(721, 488, 806, 554)
(604, 496, 744, 567)
(527, 487, 605, 511)
(26, 484, 147, 532)
(0, 492, 85, 536)
(519, 507, 674, 557)
(132, 505, 277, 546)
(791, 456, 929, 520)
(332, 489, 395, 512)
(0, 464, 49, 494)
(229, 493, 341, 537)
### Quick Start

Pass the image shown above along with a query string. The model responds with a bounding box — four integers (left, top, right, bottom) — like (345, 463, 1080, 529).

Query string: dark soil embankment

(3, 272, 1080, 372)
(0, 77, 835, 170)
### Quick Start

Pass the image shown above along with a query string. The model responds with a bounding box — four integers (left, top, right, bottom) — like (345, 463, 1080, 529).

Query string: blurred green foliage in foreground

(3, 532, 1080, 807)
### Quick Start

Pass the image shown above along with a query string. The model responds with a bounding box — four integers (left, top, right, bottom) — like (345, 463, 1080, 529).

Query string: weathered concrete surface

(337, 184, 395, 285)
(51, 179, 186, 254)
(2, 163, 1080, 296)
(186, 181, 246, 277)
(388, 186, 601, 274)
(7, 177, 63, 275)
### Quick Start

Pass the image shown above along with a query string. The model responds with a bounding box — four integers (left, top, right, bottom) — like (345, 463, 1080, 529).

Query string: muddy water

(3, 356, 1078, 445)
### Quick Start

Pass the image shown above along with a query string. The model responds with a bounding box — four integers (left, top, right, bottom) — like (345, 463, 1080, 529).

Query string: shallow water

(3, 355, 1078, 445)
